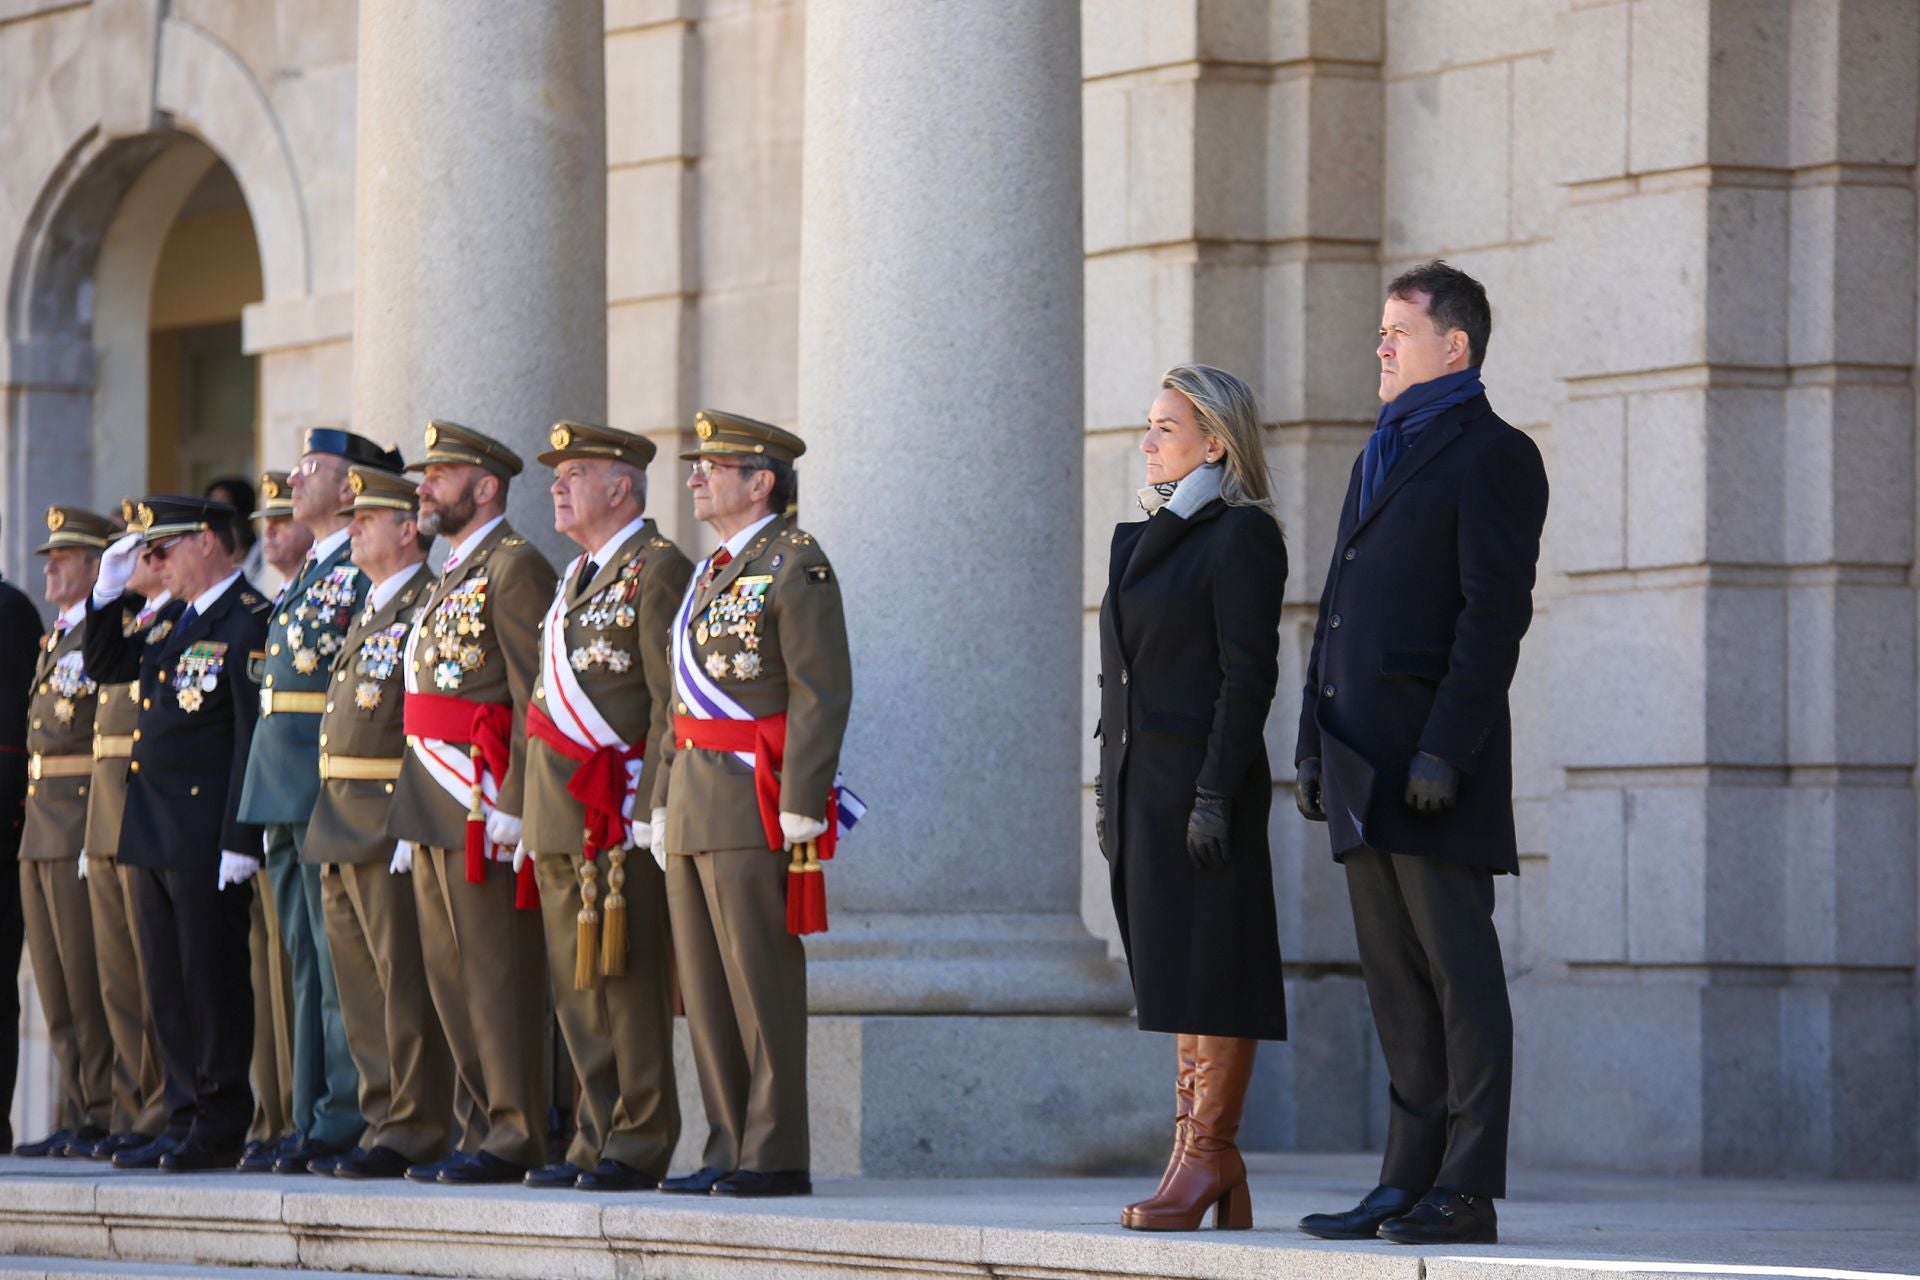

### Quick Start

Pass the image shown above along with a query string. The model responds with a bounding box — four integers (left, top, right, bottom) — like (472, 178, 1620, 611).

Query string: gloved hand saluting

(94, 532, 144, 605)
(1185, 789, 1232, 870)
(216, 851, 260, 891)
(1294, 757, 1327, 822)
(1404, 752, 1459, 815)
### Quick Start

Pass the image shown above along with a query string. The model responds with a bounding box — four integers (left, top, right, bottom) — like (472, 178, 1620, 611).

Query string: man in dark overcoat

(1293, 261, 1548, 1246)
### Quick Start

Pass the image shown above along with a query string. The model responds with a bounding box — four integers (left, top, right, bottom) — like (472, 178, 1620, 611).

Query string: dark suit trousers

(128, 863, 254, 1147)
(1344, 846, 1511, 1198)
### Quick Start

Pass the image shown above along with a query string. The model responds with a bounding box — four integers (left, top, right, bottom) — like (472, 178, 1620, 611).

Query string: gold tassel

(600, 848, 628, 977)
(575, 860, 600, 991)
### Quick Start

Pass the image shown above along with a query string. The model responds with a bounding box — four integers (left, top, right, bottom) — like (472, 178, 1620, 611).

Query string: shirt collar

(445, 514, 507, 571)
(56, 599, 86, 629)
(367, 562, 425, 614)
(308, 525, 352, 566)
(588, 515, 649, 571)
(719, 512, 778, 561)
(190, 570, 244, 617)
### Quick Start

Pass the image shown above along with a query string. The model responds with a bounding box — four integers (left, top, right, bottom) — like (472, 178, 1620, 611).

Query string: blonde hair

(1160, 363, 1278, 522)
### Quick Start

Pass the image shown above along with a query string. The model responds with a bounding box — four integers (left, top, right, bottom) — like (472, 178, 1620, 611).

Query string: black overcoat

(1098, 498, 1288, 1041)
(0, 578, 39, 861)
(1295, 395, 1548, 874)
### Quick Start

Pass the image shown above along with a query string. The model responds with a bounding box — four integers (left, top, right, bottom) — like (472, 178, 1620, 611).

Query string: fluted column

(352, 0, 607, 558)
(796, 0, 1128, 1016)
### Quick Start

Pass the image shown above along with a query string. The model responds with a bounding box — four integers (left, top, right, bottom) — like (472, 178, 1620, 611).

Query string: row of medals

(354, 621, 412, 711)
(48, 651, 95, 726)
(700, 580, 767, 682)
(288, 568, 360, 675)
(172, 644, 225, 713)
(570, 567, 641, 675)
(431, 580, 489, 691)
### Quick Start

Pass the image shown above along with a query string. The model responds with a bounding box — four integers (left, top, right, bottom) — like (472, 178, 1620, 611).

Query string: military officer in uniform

(83, 497, 272, 1171)
(237, 474, 301, 1169)
(307, 465, 456, 1180)
(237, 429, 401, 1175)
(14, 506, 115, 1157)
(387, 419, 558, 1184)
(76, 501, 172, 1160)
(517, 421, 689, 1191)
(652, 411, 852, 1198)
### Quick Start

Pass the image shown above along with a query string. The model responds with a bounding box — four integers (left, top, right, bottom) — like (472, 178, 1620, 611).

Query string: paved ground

(0, 1150, 1913, 1279)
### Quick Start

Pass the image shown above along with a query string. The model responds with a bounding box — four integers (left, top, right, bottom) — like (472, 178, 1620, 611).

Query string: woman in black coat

(1097, 362, 1287, 1232)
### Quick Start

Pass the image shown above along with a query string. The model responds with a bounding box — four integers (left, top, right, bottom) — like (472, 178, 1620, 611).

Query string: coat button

(270, 643, 282, 655)
(319, 733, 328, 746)
(1330, 614, 1342, 629)
(1120, 730, 1129, 744)
(1120, 670, 1129, 685)
(678, 703, 688, 715)
(1343, 547, 1356, 561)
(132, 729, 141, 742)
(278, 613, 289, 625)
(30, 719, 40, 730)
(1096, 673, 1102, 688)
(130, 761, 140, 773)
(142, 698, 151, 710)
(190, 785, 200, 797)
(325, 702, 335, 713)
(1323, 684, 1336, 697)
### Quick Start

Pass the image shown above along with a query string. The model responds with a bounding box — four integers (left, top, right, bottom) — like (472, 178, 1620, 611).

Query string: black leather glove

(1404, 751, 1459, 814)
(1094, 775, 1108, 857)
(1295, 757, 1327, 822)
(1186, 788, 1232, 870)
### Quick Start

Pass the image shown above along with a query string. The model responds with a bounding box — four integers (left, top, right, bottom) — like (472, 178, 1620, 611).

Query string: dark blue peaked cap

(304, 426, 404, 472)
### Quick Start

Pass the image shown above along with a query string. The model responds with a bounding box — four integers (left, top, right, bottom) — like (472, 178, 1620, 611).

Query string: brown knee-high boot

(1122, 1034, 1199, 1222)
(1121, 1035, 1255, 1231)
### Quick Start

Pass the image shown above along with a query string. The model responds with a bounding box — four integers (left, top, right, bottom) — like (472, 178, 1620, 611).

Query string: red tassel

(785, 840, 828, 936)
(515, 857, 541, 911)
(465, 818, 486, 884)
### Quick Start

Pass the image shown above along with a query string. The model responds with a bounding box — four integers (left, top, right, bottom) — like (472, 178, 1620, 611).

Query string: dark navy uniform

(84, 506, 271, 1165)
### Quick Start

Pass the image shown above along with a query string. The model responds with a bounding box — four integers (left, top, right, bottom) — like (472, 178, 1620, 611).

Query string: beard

(419, 479, 478, 538)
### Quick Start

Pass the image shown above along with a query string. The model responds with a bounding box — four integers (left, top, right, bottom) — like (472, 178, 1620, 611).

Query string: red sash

(403, 692, 536, 909)
(673, 711, 835, 934)
(526, 702, 645, 862)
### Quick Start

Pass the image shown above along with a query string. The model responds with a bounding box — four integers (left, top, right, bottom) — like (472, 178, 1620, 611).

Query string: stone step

(0, 1260, 418, 1280)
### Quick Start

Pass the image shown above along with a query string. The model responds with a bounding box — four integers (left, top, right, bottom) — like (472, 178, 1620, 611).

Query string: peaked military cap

(537, 419, 658, 470)
(339, 464, 421, 515)
(251, 470, 295, 519)
(35, 505, 114, 553)
(405, 419, 524, 479)
(681, 409, 806, 464)
(135, 495, 238, 542)
(304, 426, 405, 472)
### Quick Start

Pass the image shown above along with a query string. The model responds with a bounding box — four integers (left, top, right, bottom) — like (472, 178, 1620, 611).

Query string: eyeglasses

(298, 456, 345, 476)
(144, 536, 187, 562)
(688, 459, 757, 479)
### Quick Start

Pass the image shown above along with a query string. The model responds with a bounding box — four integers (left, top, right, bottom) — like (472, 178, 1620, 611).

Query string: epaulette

(501, 536, 527, 548)
(651, 537, 671, 549)
(781, 528, 816, 547)
(242, 592, 268, 612)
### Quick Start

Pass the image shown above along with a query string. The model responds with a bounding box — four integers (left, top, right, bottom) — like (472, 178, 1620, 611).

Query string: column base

(671, 1014, 1169, 1177)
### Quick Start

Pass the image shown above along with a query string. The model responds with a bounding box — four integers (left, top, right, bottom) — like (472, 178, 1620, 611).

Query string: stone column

(352, 0, 607, 559)
(1539, 0, 1917, 1178)
(789, 0, 1157, 1176)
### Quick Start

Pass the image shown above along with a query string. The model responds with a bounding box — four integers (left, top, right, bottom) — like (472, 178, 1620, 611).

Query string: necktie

(577, 558, 599, 596)
(179, 605, 198, 631)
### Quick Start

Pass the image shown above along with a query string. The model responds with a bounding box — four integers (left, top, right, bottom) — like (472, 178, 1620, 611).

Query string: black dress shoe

(275, 1137, 346, 1175)
(1376, 1188, 1498, 1245)
(711, 1169, 812, 1198)
(14, 1128, 75, 1158)
(524, 1161, 584, 1188)
(111, 1134, 180, 1169)
(659, 1166, 731, 1194)
(576, 1159, 658, 1192)
(308, 1147, 360, 1177)
(1299, 1184, 1424, 1241)
(57, 1125, 109, 1157)
(236, 1137, 286, 1173)
(439, 1151, 528, 1185)
(87, 1132, 152, 1161)
(159, 1138, 244, 1172)
(406, 1152, 472, 1184)
(334, 1146, 413, 1180)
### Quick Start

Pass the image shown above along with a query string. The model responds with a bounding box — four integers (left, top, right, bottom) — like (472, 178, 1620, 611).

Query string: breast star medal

(731, 651, 763, 681)
(704, 650, 729, 680)
(53, 697, 75, 726)
(354, 681, 383, 710)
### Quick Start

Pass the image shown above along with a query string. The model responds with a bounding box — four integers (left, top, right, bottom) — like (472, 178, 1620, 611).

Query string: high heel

(1121, 1034, 1198, 1224)
(1120, 1035, 1257, 1232)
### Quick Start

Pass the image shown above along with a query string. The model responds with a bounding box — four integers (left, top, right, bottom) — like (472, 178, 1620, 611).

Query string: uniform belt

(319, 754, 404, 781)
(29, 752, 93, 780)
(93, 735, 135, 761)
(261, 689, 327, 717)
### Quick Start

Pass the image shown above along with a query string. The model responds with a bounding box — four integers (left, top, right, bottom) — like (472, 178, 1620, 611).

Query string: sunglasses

(144, 536, 189, 562)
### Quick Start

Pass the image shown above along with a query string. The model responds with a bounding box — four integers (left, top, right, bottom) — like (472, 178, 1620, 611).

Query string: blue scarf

(1357, 366, 1483, 513)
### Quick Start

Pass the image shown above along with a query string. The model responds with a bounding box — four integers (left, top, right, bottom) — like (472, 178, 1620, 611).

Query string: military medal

(731, 651, 763, 681)
(145, 620, 171, 646)
(354, 680, 382, 710)
(426, 578, 489, 689)
(294, 648, 321, 675)
(47, 652, 95, 723)
(173, 641, 227, 712)
(177, 686, 205, 713)
(53, 697, 75, 725)
(705, 651, 729, 680)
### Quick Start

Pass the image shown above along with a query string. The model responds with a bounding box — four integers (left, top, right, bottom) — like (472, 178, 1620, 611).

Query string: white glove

(511, 841, 532, 874)
(77, 852, 88, 881)
(389, 840, 413, 875)
(779, 811, 829, 849)
(93, 532, 144, 605)
(262, 831, 274, 857)
(217, 851, 261, 891)
(650, 807, 667, 858)
(486, 810, 522, 851)
(628, 818, 651, 850)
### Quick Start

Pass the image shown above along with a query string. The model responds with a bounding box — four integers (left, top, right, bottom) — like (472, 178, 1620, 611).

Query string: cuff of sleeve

(91, 586, 123, 610)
